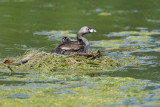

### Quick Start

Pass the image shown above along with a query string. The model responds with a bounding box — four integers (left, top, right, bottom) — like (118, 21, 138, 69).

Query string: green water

(0, 0, 160, 106)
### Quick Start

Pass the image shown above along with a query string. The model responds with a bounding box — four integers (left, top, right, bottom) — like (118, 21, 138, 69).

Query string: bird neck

(77, 33, 87, 44)
(77, 33, 90, 53)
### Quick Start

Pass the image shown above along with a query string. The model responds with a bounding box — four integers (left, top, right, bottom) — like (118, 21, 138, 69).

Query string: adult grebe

(51, 26, 96, 54)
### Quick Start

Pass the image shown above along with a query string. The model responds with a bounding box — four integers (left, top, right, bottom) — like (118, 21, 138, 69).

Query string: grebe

(51, 26, 96, 54)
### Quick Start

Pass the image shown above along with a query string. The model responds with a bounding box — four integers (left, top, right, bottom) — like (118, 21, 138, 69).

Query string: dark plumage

(51, 26, 96, 54)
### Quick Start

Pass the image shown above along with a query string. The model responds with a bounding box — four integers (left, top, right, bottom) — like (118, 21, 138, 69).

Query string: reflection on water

(0, 0, 160, 106)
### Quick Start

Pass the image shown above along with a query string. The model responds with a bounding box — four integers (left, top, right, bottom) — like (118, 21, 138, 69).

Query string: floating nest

(0, 47, 139, 74)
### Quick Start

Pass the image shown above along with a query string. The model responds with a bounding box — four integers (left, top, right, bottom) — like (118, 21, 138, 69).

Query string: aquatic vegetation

(0, 48, 140, 77)
(34, 30, 76, 41)
(99, 12, 112, 16)
(1, 28, 159, 106)
(0, 76, 159, 107)
(153, 48, 160, 52)
(3, 50, 121, 73)
(106, 30, 160, 37)
(2, 48, 153, 107)
(147, 19, 160, 23)
(91, 40, 124, 49)
(126, 35, 150, 42)
(93, 30, 159, 51)
(1, 0, 160, 106)
(92, 8, 112, 16)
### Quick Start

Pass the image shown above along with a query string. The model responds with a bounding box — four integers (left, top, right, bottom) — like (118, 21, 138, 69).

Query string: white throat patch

(89, 29, 96, 32)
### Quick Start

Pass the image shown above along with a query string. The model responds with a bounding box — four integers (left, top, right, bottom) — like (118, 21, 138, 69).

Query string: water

(0, 0, 160, 106)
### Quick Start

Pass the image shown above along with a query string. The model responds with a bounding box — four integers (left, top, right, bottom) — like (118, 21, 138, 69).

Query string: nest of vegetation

(0, 50, 121, 74)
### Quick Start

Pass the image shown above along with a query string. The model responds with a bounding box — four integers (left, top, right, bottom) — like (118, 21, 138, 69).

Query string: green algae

(0, 77, 159, 107)
(153, 48, 160, 52)
(0, 41, 159, 107)
(99, 12, 111, 16)
(92, 31, 155, 49)
(111, 31, 160, 37)
(0, 29, 159, 107)
(47, 30, 76, 38)
(126, 35, 150, 42)
(0, 0, 160, 106)
(92, 40, 124, 49)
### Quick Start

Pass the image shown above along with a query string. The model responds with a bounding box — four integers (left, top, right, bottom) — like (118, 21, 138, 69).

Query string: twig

(7, 65, 14, 75)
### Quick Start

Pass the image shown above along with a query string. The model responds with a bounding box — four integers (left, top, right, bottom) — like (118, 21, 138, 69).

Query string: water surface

(0, 0, 160, 106)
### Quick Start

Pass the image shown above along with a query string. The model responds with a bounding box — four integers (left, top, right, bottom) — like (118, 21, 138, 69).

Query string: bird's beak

(89, 29, 96, 32)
